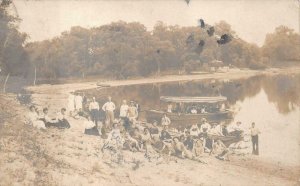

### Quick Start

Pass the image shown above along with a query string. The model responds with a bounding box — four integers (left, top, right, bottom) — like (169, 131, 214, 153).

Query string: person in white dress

(68, 92, 75, 115)
(74, 93, 83, 110)
(26, 106, 46, 130)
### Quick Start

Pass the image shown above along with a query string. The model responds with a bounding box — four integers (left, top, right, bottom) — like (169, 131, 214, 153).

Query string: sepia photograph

(0, 0, 299, 185)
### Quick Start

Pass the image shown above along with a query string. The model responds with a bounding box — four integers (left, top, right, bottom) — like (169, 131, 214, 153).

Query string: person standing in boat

(161, 113, 171, 128)
(102, 96, 116, 129)
(250, 122, 260, 155)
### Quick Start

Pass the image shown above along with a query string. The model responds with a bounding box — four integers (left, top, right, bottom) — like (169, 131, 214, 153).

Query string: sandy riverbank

(1, 67, 300, 185)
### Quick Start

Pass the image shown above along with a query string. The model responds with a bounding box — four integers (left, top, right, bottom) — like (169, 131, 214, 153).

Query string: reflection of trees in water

(83, 74, 300, 114)
(262, 75, 300, 114)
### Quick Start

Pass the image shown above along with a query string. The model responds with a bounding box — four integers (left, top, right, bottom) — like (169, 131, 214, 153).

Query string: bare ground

(1, 68, 300, 186)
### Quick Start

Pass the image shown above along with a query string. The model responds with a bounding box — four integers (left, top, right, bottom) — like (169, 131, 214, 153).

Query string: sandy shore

(1, 67, 299, 185)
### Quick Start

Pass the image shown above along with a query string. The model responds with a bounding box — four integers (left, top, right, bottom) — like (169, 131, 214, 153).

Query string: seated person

(171, 137, 193, 159)
(124, 132, 140, 152)
(39, 108, 59, 128)
(149, 121, 160, 141)
(228, 121, 243, 137)
(102, 123, 124, 152)
(190, 123, 200, 137)
(200, 118, 211, 135)
(208, 123, 223, 136)
(26, 105, 46, 130)
(84, 116, 100, 136)
(193, 138, 205, 157)
(183, 132, 194, 151)
(56, 108, 71, 129)
(139, 128, 153, 150)
(210, 140, 230, 161)
(200, 107, 207, 114)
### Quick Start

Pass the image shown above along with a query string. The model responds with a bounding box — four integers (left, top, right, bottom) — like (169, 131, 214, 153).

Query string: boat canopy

(160, 96, 227, 103)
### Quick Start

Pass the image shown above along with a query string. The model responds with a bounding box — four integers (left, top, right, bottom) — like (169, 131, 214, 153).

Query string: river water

(83, 74, 300, 166)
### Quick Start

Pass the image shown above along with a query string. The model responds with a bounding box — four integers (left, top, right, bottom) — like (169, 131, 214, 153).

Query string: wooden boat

(145, 96, 233, 130)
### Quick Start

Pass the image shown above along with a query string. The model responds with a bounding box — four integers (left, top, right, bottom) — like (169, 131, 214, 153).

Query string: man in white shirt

(250, 122, 260, 155)
(228, 121, 243, 137)
(102, 96, 116, 128)
(89, 97, 100, 127)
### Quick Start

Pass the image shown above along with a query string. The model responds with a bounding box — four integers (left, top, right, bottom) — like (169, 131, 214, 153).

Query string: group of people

(26, 105, 70, 130)
(26, 94, 260, 165)
(167, 103, 227, 115)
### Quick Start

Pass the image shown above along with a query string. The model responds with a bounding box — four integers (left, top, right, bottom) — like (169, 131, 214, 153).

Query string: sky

(12, 0, 300, 46)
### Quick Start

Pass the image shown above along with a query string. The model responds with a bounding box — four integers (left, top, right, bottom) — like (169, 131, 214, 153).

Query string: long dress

(68, 94, 75, 112)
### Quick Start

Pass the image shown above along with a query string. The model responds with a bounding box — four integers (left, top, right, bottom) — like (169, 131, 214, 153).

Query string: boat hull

(145, 110, 233, 130)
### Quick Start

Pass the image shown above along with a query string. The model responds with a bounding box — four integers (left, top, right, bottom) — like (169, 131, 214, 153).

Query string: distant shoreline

(26, 67, 300, 94)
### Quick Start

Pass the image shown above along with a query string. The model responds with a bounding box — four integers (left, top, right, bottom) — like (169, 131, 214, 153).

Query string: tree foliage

(262, 26, 300, 64)
(0, 3, 29, 76)
(26, 21, 271, 79)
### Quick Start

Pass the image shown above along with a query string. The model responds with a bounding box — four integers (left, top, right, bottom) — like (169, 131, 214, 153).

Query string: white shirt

(119, 104, 129, 117)
(89, 101, 99, 110)
(250, 127, 260, 136)
(102, 101, 115, 111)
(209, 125, 223, 136)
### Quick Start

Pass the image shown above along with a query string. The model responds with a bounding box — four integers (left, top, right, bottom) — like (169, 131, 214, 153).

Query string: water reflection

(83, 74, 300, 115)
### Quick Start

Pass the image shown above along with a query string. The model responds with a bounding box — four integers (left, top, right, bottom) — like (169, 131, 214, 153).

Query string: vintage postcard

(0, 0, 299, 185)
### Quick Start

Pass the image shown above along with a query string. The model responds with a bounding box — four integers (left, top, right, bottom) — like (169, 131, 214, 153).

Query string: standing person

(167, 103, 173, 113)
(102, 96, 116, 129)
(190, 123, 200, 137)
(128, 101, 138, 124)
(89, 97, 100, 127)
(161, 113, 171, 128)
(67, 92, 75, 115)
(119, 100, 129, 129)
(250, 122, 260, 155)
(74, 92, 83, 111)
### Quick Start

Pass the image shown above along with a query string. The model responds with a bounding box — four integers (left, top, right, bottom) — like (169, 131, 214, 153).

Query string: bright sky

(13, 0, 299, 46)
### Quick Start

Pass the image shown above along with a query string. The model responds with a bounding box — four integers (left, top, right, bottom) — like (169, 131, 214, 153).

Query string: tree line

(1, 4, 300, 81)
